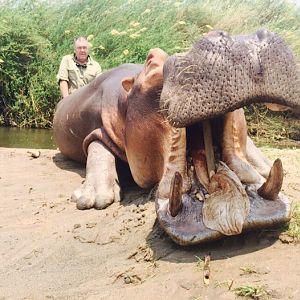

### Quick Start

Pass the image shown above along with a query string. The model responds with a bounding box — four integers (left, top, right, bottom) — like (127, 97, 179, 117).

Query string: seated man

(57, 36, 102, 98)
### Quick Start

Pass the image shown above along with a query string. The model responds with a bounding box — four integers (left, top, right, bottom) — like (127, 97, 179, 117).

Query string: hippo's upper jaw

(160, 29, 300, 128)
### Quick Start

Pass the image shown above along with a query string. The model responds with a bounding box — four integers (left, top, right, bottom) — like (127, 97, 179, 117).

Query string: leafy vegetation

(0, 2, 59, 127)
(0, 0, 299, 128)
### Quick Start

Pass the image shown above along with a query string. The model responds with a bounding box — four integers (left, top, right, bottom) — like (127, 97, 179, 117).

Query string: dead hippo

(53, 29, 300, 245)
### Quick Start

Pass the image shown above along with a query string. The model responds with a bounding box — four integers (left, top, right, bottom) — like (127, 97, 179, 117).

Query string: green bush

(0, 0, 299, 128)
(0, 4, 60, 127)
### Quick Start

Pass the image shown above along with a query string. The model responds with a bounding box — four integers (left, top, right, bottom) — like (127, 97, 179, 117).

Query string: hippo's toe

(94, 195, 114, 210)
(71, 175, 121, 210)
(72, 185, 95, 210)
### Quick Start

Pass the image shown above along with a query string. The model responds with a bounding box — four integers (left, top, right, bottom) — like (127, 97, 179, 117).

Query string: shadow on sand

(145, 220, 287, 264)
(52, 152, 85, 178)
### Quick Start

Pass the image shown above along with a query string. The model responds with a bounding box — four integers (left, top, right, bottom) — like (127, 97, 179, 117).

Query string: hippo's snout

(160, 29, 300, 128)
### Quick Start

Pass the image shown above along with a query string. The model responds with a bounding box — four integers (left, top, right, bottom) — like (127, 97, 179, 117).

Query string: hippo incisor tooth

(203, 120, 215, 179)
(168, 171, 183, 217)
(257, 158, 283, 200)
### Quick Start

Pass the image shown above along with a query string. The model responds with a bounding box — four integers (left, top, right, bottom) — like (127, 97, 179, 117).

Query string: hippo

(53, 29, 300, 245)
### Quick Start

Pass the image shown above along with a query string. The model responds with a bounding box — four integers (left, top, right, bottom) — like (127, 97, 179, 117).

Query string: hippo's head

(155, 29, 299, 245)
(122, 30, 299, 245)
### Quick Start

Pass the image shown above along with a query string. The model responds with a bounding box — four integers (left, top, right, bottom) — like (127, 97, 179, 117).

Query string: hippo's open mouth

(155, 29, 299, 245)
(155, 118, 290, 246)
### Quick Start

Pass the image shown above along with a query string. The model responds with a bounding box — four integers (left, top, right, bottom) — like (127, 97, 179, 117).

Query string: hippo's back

(53, 63, 143, 162)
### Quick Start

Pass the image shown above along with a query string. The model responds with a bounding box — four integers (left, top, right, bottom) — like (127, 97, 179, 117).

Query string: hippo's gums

(53, 29, 300, 245)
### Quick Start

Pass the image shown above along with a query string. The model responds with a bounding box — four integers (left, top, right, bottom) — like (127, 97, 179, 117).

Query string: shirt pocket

(68, 69, 81, 88)
(68, 69, 78, 82)
(84, 69, 97, 83)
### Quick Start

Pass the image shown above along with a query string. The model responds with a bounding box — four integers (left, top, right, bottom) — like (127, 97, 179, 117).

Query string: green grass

(195, 255, 205, 270)
(234, 284, 269, 299)
(245, 104, 300, 148)
(1, 0, 300, 127)
(286, 202, 300, 242)
(240, 265, 258, 275)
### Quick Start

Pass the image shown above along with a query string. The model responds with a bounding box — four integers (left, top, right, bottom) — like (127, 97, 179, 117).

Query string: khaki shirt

(57, 54, 102, 94)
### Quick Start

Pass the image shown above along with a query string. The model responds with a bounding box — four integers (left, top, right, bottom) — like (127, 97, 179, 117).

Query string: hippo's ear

(122, 77, 134, 93)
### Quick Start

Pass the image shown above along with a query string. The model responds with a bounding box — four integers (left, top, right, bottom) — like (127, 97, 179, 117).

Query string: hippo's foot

(72, 176, 121, 210)
(72, 141, 121, 210)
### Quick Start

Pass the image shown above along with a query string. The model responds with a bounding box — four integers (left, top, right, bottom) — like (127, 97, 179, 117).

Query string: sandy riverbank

(0, 147, 299, 299)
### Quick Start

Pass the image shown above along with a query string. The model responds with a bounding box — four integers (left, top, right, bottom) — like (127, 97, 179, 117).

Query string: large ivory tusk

(257, 158, 283, 200)
(168, 171, 183, 217)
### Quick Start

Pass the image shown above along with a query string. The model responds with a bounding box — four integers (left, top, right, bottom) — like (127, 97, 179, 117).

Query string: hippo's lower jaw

(155, 160, 291, 245)
(155, 185, 290, 246)
(154, 114, 291, 246)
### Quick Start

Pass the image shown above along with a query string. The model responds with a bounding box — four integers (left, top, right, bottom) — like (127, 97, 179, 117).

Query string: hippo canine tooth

(257, 158, 283, 200)
(168, 171, 183, 217)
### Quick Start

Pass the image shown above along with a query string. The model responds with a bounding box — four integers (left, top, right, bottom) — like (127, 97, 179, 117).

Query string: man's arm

(57, 55, 70, 98)
(59, 80, 69, 98)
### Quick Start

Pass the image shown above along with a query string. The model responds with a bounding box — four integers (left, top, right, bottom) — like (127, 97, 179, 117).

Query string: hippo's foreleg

(72, 140, 121, 209)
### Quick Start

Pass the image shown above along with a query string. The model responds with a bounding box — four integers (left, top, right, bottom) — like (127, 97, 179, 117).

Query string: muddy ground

(0, 147, 299, 300)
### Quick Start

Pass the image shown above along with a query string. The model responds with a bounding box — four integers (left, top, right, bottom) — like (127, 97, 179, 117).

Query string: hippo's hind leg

(72, 140, 121, 209)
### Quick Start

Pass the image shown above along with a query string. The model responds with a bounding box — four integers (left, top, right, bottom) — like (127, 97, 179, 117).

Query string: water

(0, 127, 57, 149)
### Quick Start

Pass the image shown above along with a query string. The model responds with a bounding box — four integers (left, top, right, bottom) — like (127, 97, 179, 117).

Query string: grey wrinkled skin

(161, 29, 300, 127)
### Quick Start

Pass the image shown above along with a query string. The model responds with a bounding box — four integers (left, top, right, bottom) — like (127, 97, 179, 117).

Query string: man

(57, 36, 102, 98)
